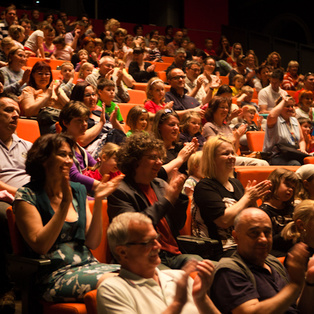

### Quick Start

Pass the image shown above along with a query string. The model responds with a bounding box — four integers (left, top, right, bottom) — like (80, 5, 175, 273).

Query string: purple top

(70, 149, 96, 192)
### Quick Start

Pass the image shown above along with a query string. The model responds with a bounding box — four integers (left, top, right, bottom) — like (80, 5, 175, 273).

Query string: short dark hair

(59, 101, 90, 132)
(70, 81, 91, 102)
(116, 132, 165, 177)
(270, 68, 284, 81)
(26, 133, 75, 183)
(97, 78, 115, 91)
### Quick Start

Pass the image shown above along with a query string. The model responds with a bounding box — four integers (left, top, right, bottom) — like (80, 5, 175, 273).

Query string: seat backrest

(128, 89, 146, 104)
(179, 196, 192, 236)
(151, 62, 171, 72)
(16, 118, 41, 143)
(88, 200, 112, 263)
(157, 71, 167, 82)
(84, 290, 97, 314)
(304, 156, 314, 164)
(6, 207, 25, 255)
(246, 131, 265, 152)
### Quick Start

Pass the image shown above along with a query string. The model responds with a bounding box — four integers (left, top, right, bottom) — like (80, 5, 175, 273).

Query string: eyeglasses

(171, 75, 186, 80)
(36, 72, 51, 77)
(84, 93, 97, 98)
(125, 234, 160, 247)
(189, 68, 201, 72)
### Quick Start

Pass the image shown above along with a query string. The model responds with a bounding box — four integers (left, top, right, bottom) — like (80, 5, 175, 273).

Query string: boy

(59, 62, 75, 97)
(96, 78, 124, 123)
(145, 38, 162, 62)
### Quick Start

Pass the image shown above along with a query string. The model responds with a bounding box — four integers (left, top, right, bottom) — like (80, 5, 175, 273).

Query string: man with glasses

(86, 55, 130, 103)
(107, 132, 202, 269)
(185, 60, 213, 105)
(165, 68, 204, 118)
(97, 212, 220, 314)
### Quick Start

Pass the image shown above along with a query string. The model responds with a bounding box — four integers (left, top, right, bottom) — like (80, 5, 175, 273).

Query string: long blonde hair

(281, 199, 314, 243)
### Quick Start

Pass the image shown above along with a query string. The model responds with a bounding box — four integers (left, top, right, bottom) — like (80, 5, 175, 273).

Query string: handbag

(176, 235, 223, 260)
(274, 143, 309, 164)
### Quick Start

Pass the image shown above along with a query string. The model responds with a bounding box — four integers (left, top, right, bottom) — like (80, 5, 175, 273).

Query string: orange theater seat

(84, 290, 97, 314)
(151, 62, 171, 72)
(220, 76, 229, 85)
(304, 156, 314, 164)
(133, 82, 170, 92)
(179, 196, 192, 236)
(118, 103, 140, 130)
(161, 56, 174, 63)
(26, 57, 66, 70)
(157, 71, 167, 82)
(246, 131, 265, 152)
(128, 89, 146, 104)
(16, 118, 41, 143)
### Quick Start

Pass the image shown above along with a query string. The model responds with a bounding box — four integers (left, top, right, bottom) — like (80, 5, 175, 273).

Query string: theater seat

(16, 118, 41, 143)
(246, 131, 265, 152)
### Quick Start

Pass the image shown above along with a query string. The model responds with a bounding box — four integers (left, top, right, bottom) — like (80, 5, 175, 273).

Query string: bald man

(211, 208, 314, 314)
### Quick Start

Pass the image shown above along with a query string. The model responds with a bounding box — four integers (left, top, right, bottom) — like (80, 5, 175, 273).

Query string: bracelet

(305, 280, 314, 286)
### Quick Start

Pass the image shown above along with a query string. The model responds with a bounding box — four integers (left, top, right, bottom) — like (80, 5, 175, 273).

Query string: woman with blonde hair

(192, 135, 271, 259)
(282, 60, 304, 90)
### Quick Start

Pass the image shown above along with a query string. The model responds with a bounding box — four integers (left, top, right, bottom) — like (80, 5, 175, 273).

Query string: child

(179, 111, 205, 149)
(96, 78, 124, 123)
(298, 117, 314, 153)
(84, 142, 122, 180)
(144, 77, 173, 114)
(24, 21, 54, 58)
(77, 62, 94, 82)
(53, 35, 74, 61)
(295, 90, 314, 121)
(260, 168, 299, 255)
(182, 151, 203, 196)
(8, 24, 25, 49)
(236, 85, 258, 111)
(145, 38, 162, 62)
(125, 105, 148, 137)
(59, 62, 75, 97)
(43, 28, 56, 58)
(123, 34, 134, 68)
(231, 74, 244, 97)
(74, 49, 89, 71)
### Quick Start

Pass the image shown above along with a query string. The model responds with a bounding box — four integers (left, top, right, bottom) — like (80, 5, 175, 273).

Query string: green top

(97, 100, 123, 122)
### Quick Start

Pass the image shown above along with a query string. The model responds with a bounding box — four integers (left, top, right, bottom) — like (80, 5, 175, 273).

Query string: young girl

(144, 77, 173, 114)
(43, 28, 56, 58)
(182, 151, 203, 196)
(125, 105, 148, 137)
(77, 62, 94, 82)
(259, 168, 299, 255)
(123, 34, 134, 68)
(295, 90, 314, 121)
(298, 117, 314, 153)
(179, 111, 205, 149)
(53, 36, 74, 61)
(231, 74, 244, 97)
(74, 49, 90, 72)
(8, 24, 25, 49)
(84, 142, 121, 181)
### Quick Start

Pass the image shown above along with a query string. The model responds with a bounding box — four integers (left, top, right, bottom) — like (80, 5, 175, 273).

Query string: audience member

(0, 93, 32, 311)
(64, 21, 87, 52)
(8, 24, 25, 48)
(282, 60, 304, 91)
(54, 19, 66, 37)
(293, 72, 314, 104)
(266, 51, 284, 72)
(164, 25, 174, 45)
(226, 42, 243, 68)
(258, 68, 288, 113)
(59, 62, 75, 98)
(259, 168, 299, 255)
(13, 133, 123, 302)
(296, 165, 314, 200)
(86, 55, 130, 103)
(19, 61, 69, 134)
(128, 47, 156, 83)
(125, 105, 148, 137)
(203, 37, 216, 56)
(215, 35, 231, 61)
(30, 9, 41, 31)
(165, 47, 187, 75)
(97, 212, 219, 313)
(0, 37, 15, 66)
(20, 18, 31, 44)
(192, 136, 271, 258)
(53, 36, 74, 61)
(263, 95, 307, 165)
(198, 56, 221, 94)
(167, 31, 183, 57)
(42, 28, 56, 58)
(24, 21, 54, 58)
(107, 132, 202, 269)
(298, 117, 314, 153)
(253, 62, 271, 93)
(295, 90, 314, 120)
(0, 47, 30, 95)
(0, 5, 17, 42)
(165, 68, 203, 118)
(77, 62, 94, 82)
(105, 18, 120, 37)
(185, 60, 212, 105)
(211, 207, 314, 313)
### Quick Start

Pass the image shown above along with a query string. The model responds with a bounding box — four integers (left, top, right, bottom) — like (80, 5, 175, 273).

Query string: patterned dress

(14, 181, 119, 302)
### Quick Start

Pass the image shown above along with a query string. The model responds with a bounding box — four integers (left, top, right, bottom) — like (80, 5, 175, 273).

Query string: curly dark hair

(116, 132, 166, 177)
(204, 96, 231, 122)
(26, 133, 75, 183)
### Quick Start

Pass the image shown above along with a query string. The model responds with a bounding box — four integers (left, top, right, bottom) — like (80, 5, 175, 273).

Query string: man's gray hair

(175, 48, 186, 56)
(107, 212, 152, 261)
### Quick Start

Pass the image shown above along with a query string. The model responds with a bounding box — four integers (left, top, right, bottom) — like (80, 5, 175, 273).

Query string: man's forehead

(0, 97, 19, 108)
